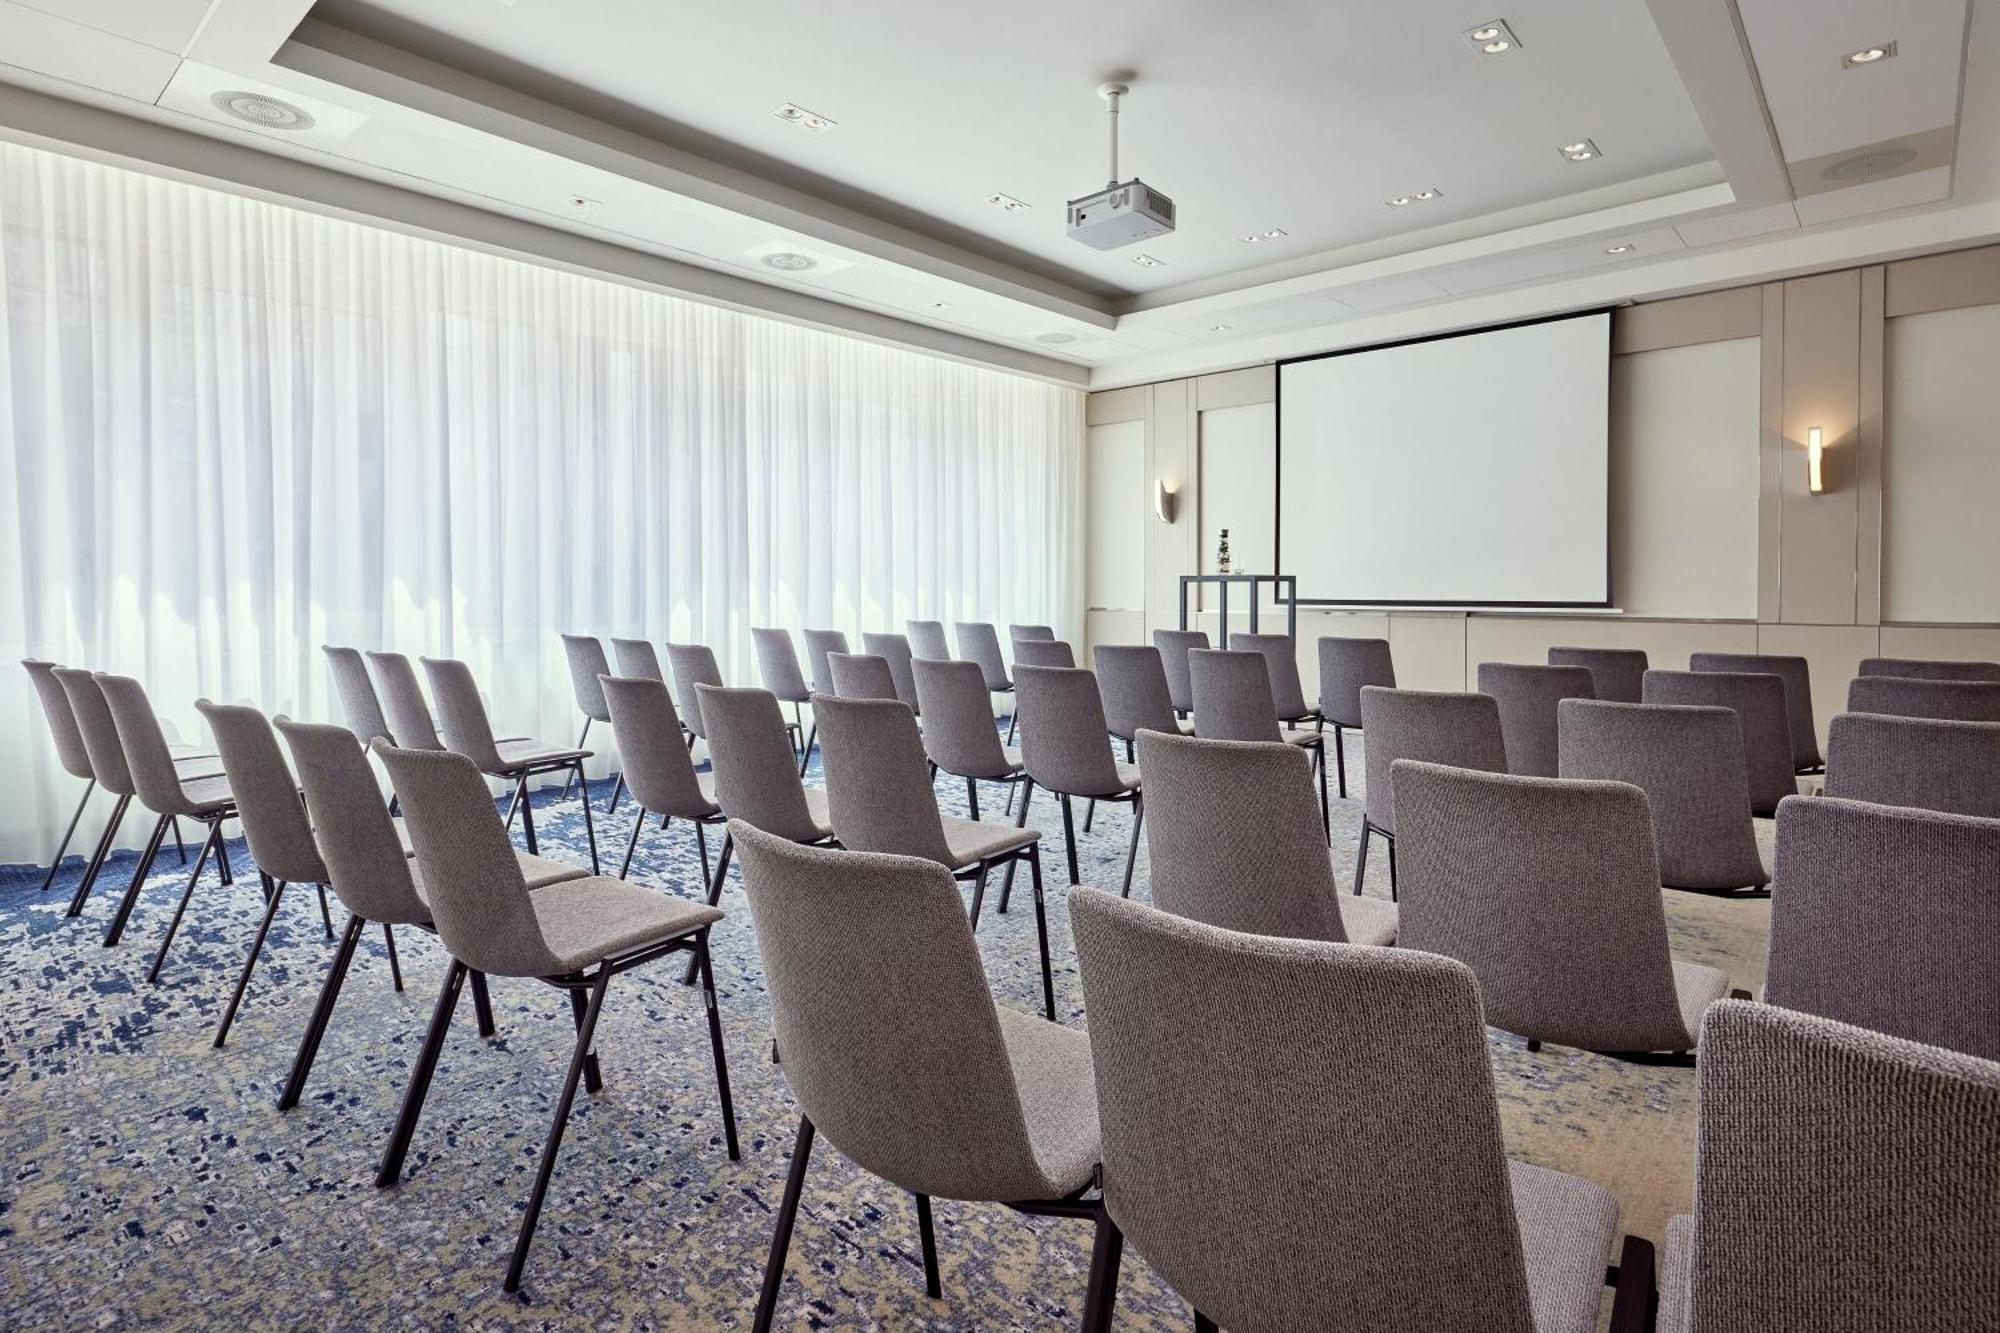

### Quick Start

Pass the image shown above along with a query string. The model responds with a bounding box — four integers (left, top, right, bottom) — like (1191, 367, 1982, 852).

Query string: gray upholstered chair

(1151, 628, 1210, 717)
(664, 641, 727, 741)
(1316, 636, 1395, 799)
(814, 692, 1053, 1018)
(861, 631, 923, 713)
(1189, 648, 1329, 838)
(1858, 655, 2000, 681)
(1763, 795, 2000, 1061)
(1355, 686, 1507, 899)
(913, 658, 1027, 821)
(1137, 731, 1396, 947)
(1093, 645, 1188, 762)
(1846, 674, 2000, 723)
(801, 628, 849, 694)
(954, 621, 1017, 741)
(1229, 632, 1321, 727)
(1823, 711, 2000, 818)
(1477, 662, 1596, 779)
(906, 619, 952, 661)
(422, 656, 600, 873)
(323, 645, 392, 746)
(609, 636, 667, 683)
(1657, 1000, 2000, 1333)
(601, 675, 726, 890)
(1392, 759, 1735, 1059)
(1009, 622, 1056, 646)
(558, 634, 617, 808)
(1069, 889, 1651, 1333)
(827, 650, 899, 701)
(1643, 670, 1796, 816)
(752, 626, 816, 772)
(365, 650, 444, 749)
(1557, 700, 1769, 894)
(1546, 646, 1647, 704)
(372, 740, 738, 1293)
(1014, 664, 1144, 897)
(1012, 638, 1077, 669)
(23, 658, 154, 897)
(1690, 652, 1822, 773)
(730, 824, 1113, 1333)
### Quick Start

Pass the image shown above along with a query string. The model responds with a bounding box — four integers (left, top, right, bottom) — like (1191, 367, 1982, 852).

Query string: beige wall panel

(1195, 364, 1276, 410)
(1386, 613, 1468, 692)
(1879, 625, 2000, 664)
(1289, 609, 1394, 699)
(1757, 284, 1785, 621)
(1464, 616, 1760, 684)
(1884, 243, 2000, 318)
(1613, 287, 1763, 354)
(1085, 420, 1146, 613)
(1197, 403, 1281, 626)
(1856, 267, 1885, 625)
(1084, 610, 1146, 661)
(1755, 623, 1882, 752)
(1778, 270, 1862, 625)
(1086, 384, 1149, 425)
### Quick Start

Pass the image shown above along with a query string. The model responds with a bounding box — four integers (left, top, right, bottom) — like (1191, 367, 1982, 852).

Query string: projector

(1066, 180, 1177, 250)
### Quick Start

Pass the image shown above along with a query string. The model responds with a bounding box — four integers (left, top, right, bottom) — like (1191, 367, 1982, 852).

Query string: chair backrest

(1642, 670, 1796, 816)
(1823, 712, 2000, 819)
(954, 622, 1011, 691)
(1846, 674, 2000, 723)
(1690, 651, 1820, 770)
(906, 620, 952, 661)
(559, 634, 612, 723)
(912, 658, 1011, 779)
(812, 694, 954, 867)
(827, 652, 899, 701)
(696, 685, 825, 843)
(1151, 629, 1210, 713)
(418, 657, 506, 771)
(731, 823, 1075, 1201)
(365, 651, 442, 750)
(1016, 665, 1124, 797)
(1764, 795, 2000, 1061)
(1229, 632, 1310, 719)
(1684, 1000, 2000, 1332)
(1545, 646, 1647, 704)
(601, 675, 709, 818)
(750, 628, 810, 703)
(1136, 731, 1346, 941)
(323, 645, 392, 747)
(1188, 648, 1284, 742)
(1094, 645, 1180, 743)
(1556, 699, 1766, 891)
(276, 717, 427, 924)
(1008, 623, 1056, 644)
(1476, 662, 1595, 778)
(800, 629, 850, 695)
(373, 741, 554, 978)
(860, 632, 921, 712)
(665, 642, 724, 738)
(1011, 638, 1076, 670)
(53, 667, 132, 793)
(1391, 759, 1693, 1053)
(196, 700, 325, 884)
(1859, 655, 2000, 682)
(1357, 688, 1507, 832)
(96, 673, 202, 816)
(1317, 636, 1396, 728)
(609, 637, 666, 683)
(22, 659, 93, 780)
(1069, 889, 1540, 1333)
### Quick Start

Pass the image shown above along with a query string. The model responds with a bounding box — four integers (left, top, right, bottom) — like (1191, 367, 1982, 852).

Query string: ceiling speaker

(210, 91, 316, 132)
(1819, 147, 1919, 183)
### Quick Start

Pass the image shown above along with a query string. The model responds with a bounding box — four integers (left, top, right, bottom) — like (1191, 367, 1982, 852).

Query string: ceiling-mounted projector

(1067, 82, 1176, 250)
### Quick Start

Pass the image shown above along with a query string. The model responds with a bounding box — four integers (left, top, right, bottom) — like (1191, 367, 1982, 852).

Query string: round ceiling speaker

(1035, 332, 1080, 345)
(1820, 147, 1917, 183)
(760, 252, 818, 272)
(210, 91, 316, 132)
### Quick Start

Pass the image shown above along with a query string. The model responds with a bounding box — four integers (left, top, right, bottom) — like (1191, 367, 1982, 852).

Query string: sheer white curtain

(0, 141, 1084, 861)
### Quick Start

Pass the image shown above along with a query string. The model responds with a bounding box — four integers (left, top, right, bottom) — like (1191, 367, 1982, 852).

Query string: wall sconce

(1155, 479, 1179, 524)
(1806, 427, 1824, 494)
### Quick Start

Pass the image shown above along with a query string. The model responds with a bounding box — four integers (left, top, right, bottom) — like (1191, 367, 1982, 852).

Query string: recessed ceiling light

(1238, 233, 1265, 243)
(1388, 196, 1412, 207)
(931, 301, 952, 310)
(1263, 228, 1287, 239)
(1238, 228, 1289, 244)
(568, 195, 600, 210)
(1209, 324, 1232, 333)
(986, 192, 1031, 213)
(1386, 189, 1442, 208)
(1035, 332, 1079, 345)
(773, 102, 836, 132)
(1133, 254, 1165, 268)
(1604, 244, 1633, 254)
(1842, 41, 1896, 68)
(761, 252, 818, 272)
(1559, 138, 1601, 162)
(1464, 18, 1519, 54)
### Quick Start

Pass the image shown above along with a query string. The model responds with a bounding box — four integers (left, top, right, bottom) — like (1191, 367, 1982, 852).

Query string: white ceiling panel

(0, 1, 182, 103)
(10, 0, 213, 54)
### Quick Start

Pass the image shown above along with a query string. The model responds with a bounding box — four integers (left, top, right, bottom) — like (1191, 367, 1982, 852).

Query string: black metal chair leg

(914, 1192, 942, 1298)
(682, 834, 735, 986)
(1121, 796, 1144, 899)
(376, 958, 466, 1187)
(1317, 741, 1330, 844)
(567, 985, 605, 1095)
(38, 779, 94, 893)
(96, 811, 165, 939)
(215, 875, 287, 1047)
(316, 881, 334, 939)
(517, 777, 538, 854)
(1195, 1312, 1218, 1333)
(1059, 795, 1081, 886)
(605, 771, 625, 816)
(1081, 1207, 1126, 1333)
(1387, 832, 1398, 902)
(69, 794, 132, 917)
(965, 776, 979, 822)
(1005, 710, 1018, 745)
(1354, 821, 1371, 897)
(1030, 846, 1055, 1021)
(797, 721, 817, 777)
(1333, 723, 1349, 799)
(1083, 798, 1096, 834)
(279, 913, 364, 1110)
(576, 760, 600, 874)
(696, 931, 741, 1160)
(967, 863, 990, 930)
(753, 1116, 817, 1333)
(619, 803, 648, 879)
(147, 826, 217, 982)
(470, 969, 497, 1037)
(560, 718, 590, 800)
(172, 815, 187, 865)
(997, 780, 1033, 914)
(503, 967, 614, 1292)
(382, 921, 403, 992)
(695, 818, 712, 887)
(216, 834, 233, 885)
(502, 781, 521, 831)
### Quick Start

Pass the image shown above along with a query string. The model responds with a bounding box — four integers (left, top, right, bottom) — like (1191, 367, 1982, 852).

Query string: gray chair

(24, 658, 128, 896)
(1137, 730, 1396, 947)
(558, 634, 618, 808)
(1478, 662, 1596, 779)
(955, 621, 1018, 742)
(372, 741, 738, 1293)
(1069, 889, 1651, 1333)
(813, 692, 1053, 1019)
(1012, 638, 1077, 669)
(1317, 637, 1397, 801)
(609, 636, 667, 683)
(1546, 646, 1647, 705)
(1009, 622, 1056, 645)
(751, 627, 816, 772)
(1229, 631, 1322, 728)
(1355, 687, 1508, 900)
(1392, 759, 1734, 1060)
(731, 824, 1114, 1333)
(601, 675, 726, 891)
(1557, 700, 1769, 894)
(827, 650, 899, 701)
(1691, 652, 1822, 773)
(1093, 645, 1188, 762)
(1859, 655, 2000, 682)
(1658, 1000, 2000, 1333)
(1014, 664, 1144, 897)
(1763, 795, 2000, 1061)
(421, 656, 600, 873)
(323, 645, 392, 746)
(906, 619, 952, 661)
(1151, 628, 1210, 717)
(861, 631, 922, 713)
(1823, 711, 2000, 818)
(913, 657, 1028, 822)
(365, 650, 444, 749)
(1189, 648, 1329, 838)
(664, 642, 726, 741)
(1847, 674, 2000, 723)
(801, 628, 850, 695)
(1643, 670, 1796, 816)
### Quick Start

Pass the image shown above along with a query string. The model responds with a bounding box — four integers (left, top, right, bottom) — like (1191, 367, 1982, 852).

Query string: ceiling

(0, 0, 1993, 388)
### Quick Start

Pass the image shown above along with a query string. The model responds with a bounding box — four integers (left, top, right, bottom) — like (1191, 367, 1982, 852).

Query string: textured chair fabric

(196, 701, 326, 885)
(609, 637, 667, 684)
(1690, 652, 1821, 770)
(1094, 645, 1185, 744)
(423, 657, 585, 774)
(732, 823, 1098, 1202)
(1317, 637, 1397, 727)
(1008, 623, 1056, 645)
(97, 675, 233, 818)
(1151, 629, 1211, 714)
(1858, 655, 2000, 682)
(1545, 647, 1647, 705)
(906, 620, 952, 662)
(1392, 760, 1728, 1054)
(800, 629, 851, 695)
(1556, 700, 1768, 891)
(277, 718, 433, 924)
(55, 667, 137, 795)
(860, 632, 922, 712)
(1358, 688, 1508, 835)
(1642, 670, 1796, 816)
(1823, 711, 2000, 818)
(664, 643, 725, 739)
(24, 659, 96, 781)
(1477, 663, 1596, 778)
(913, 659, 1017, 780)
(560, 635, 613, 724)
(1069, 890, 1621, 1333)
(1229, 632, 1315, 720)
(365, 651, 443, 750)
(1846, 674, 2000, 723)
(601, 676, 717, 819)
(323, 646, 392, 747)
(1011, 638, 1076, 670)
(1763, 795, 2000, 1061)
(827, 652, 899, 702)
(1137, 731, 1394, 946)
(749, 628, 810, 703)
(1659, 1000, 2000, 1333)
(1190, 648, 1286, 742)
(954, 622, 1012, 692)
(1015, 665, 1138, 799)
(696, 686, 831, 844)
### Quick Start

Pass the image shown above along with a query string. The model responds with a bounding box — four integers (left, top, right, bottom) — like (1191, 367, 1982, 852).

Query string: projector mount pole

(1098, 81, 1128, 188)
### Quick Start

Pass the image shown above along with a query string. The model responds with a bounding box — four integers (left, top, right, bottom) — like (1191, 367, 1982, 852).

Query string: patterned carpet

(0, 738, 1773, 1329)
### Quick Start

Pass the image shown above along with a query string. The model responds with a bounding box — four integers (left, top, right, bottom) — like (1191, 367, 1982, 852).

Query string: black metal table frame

(1178, 572, 1299, 641)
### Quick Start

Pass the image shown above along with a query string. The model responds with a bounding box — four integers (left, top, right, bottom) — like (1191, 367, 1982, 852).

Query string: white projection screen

(1277, 311, 1613, 607)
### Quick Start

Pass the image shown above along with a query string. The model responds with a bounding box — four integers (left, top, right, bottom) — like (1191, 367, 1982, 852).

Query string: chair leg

(214, 874, 287, 1047)
(376, 958, 466, 1187)
(997, 780, 1033, 914)
(516, 777, 538, 854)
(1059, 795, 1081, 886)
(1333, 723, 1348, 799)
(619, 803, 648, 879)
(1195, 1313, 1218, 1333)
(798, 721, 817, 777)
(1121, 796, 1144, 899)
(1005, 710, 1018, 746)
(914, 1192, 942, 1299)
(576, 760, 600, 874)
(315, 881, 334, 939)
(560, 717, 590, 800)
(38, 778, 95, 893)
(68, 793, 132, 917)
(1354, 821, 1371, 897)
(567, 985, 605, 1096)
(172, 815, 188, 865)
(682, 832, 734, 986)
(381, 921, 403, 992)
(605, 771, 625, 817)
(216, 835, 234, 885)
(968, 863, 990, 930)
(1386, 832, 1397, 902)
(964, 776, 981, 822)
(503, 964, 614, 1292)
(695, 818, 712, 888)
(753, 1116, 817, 1333)
(695, 931, 741, 1161)
(95, 810, 163, 939)
(1317, 742, 1330, 844)
(470, 969, 498, 1037)
(1081, 1207, 1126, 1333)
(147, 823, 220, 982)
(279, 913, 364, 1111)
(1030, 846, 1055, 1021)
(503, 781, 522, 832)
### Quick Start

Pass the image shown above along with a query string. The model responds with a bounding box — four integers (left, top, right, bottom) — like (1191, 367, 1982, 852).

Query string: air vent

(760, 252, 818, 272)
(1820, 147, 1919, 183)
(210, 91, 316, 132)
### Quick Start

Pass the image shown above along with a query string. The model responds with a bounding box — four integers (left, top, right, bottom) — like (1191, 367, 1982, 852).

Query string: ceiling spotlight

(1133, 253, 1165, 267)
(1414, 190, 1438, 200)
(1386, 189, 1442, 208)
(1842, 41, 1896, 68)
(1560, 139, 1601, 162)
(1388, 196, 1412, 207)
(1604, 244, 1633, 254)
(986, 192, 1031, 213)
(1238, 233, 1265, 243)
(1239, 228, 1289, 243)
(774, 102, 836, 132)
(1209, 324, 1233, 333)
(568, 195, 600, 210)
(931, 301, 952, 310)
(1464, 18, 1520, 54)
(1263, 228, 1287, 239)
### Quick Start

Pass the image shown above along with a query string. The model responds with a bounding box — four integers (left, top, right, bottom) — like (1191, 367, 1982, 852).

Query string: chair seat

(941, 816, 1041, 870)
(1337, 893, 1398, 947)
(1282, 728, 1322, 748)
(994, 1006, 1101, 1199)
(412, 848, 588, 901)
(175, 772, 235, 815)
(1509, 1159, 1621, 1333)
(1673, 959, 1732, 1049)
(801, 788, 836, 842)
(527, 874, 727, 973)
(1659, 1213, 1693, 1333)
(491, 737, 591, 772)
(1101, 761, 1143, 795)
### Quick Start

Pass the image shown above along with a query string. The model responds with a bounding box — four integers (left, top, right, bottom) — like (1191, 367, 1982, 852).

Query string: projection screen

(1276, 310, 1612, 607)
